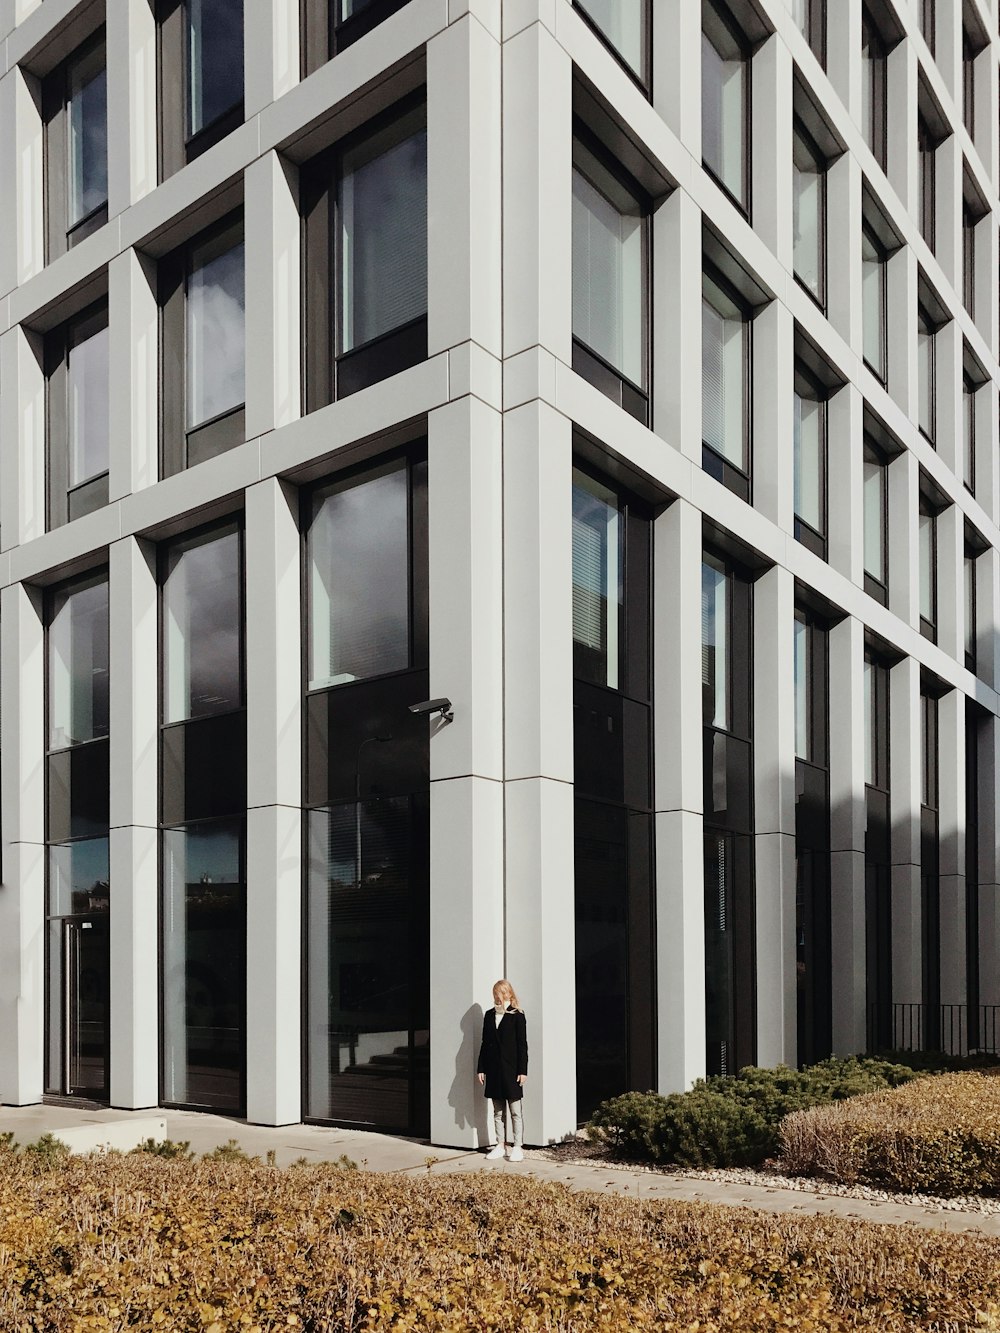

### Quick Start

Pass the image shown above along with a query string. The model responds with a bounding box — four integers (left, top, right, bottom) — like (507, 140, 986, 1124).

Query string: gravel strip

(530, 1142, 1000, 1215)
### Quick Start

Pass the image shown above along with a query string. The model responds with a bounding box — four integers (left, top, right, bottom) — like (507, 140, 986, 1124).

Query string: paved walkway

(1, 1101, 997, 1237)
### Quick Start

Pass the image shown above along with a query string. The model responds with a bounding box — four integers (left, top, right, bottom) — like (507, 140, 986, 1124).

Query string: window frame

(301, 92, 429, 415)
(918, 490, 939, 643)
(701, 0, 752, 217)
(863, 652, 890, 793)
(920, 0, 935, 55)
(965, 544, 978, 672)
(571, 125, 652, 426)
(862, 435, 889, 605)
(918, 114, 936, 252)
(792, 361, 828, 559)
(158, 208, 247, 479)
(792, 116, 827, 309)
(963, 372, 977, 494)
(573, 0, 653, 93)
(861, 5, 888, 171)
(861, 221, 887, 383)
(302, 0, 416, 75)
(45, 299, 111, 531)
(794, 0, 826, 67)
(157, 0, 246, 180)
(916, 303, 937, 444)
(42, 27, 109, 261)
(963, 202, 977, 319)
(701, 262, 752, 502)
(962, 24, 976, 137)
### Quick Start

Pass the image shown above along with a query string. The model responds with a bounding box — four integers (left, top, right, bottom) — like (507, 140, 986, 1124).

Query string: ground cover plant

(1, 1144, 1000, 1330)
(780, 1070, 1000, 1196)
(586, 1055, 918, 1167)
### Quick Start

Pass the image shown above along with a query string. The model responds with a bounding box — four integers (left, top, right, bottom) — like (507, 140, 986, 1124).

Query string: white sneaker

(485, 1144, 505, 1160)
(507, 1147, 524, 1162)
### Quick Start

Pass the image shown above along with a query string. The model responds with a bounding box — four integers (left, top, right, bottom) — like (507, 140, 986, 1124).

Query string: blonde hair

(492, 978, 522, 1012)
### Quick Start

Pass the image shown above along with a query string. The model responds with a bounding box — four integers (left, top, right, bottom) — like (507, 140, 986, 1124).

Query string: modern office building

(1, 0, 999, 1149)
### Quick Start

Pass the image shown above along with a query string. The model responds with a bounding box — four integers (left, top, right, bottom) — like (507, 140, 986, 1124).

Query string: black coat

(477, 1009, 528, 1102)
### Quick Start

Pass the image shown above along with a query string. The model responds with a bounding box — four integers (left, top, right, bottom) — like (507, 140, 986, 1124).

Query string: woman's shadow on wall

(445, 1004, 490, 1145)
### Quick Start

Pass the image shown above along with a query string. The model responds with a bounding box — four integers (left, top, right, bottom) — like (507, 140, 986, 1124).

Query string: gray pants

(492, 1097, 523, 1148)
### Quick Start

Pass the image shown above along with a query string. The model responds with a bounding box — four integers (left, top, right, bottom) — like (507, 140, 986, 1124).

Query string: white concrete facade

(0, 0, 999, 1146)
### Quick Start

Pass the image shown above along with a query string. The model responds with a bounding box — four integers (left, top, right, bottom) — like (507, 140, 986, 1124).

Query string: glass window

(576, 0, 647, 78)
(48, 576, 109, 750)
(793, 122, 825, 303)
(702, 3, 747, 208)
(339, 112, 427, 355)
(308, 463, 410, 690)
(963, 376, 976, 492)
(919, 499, 936, 630)
(862, 439, 887, 587)
(861, 7, 887, 169)
(918, 116, 936, 250)
(794, 381, 825, 540)
(702, 273, 747, 474)
(68, 320, 109, 490)
(163, 524, 242, 723)
(917, 309, 935, 441)
(963, 204, 976, 318)
(965, 552, 976, 665)
(572, 147, 645, 388)
(861, 225, 886, 380)
(187, 0, 244, 140)
(161, 819, 244, 1110)
(963, 28, 976, 137)
(186, 226, 245, 431)
(920, 0, 935, 54)
(789, 0, 824, 62)
(572, 470, 622, 691)
(701, 555, 728, 730)
(67, 42, 107, 231)
(794, 610, 809, 760)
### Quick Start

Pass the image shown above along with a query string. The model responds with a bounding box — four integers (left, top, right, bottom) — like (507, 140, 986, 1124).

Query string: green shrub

(202, 1138, 255, 1162)
(20, 1133, 71, 1171)
(588, 1056, 919, 1167)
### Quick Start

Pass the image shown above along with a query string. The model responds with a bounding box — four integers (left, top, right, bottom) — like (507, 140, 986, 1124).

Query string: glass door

(58, 915, 109, 1098)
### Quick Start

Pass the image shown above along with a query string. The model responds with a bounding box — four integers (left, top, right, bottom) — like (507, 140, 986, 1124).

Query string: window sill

(573, 340, 647, 425)
(702, 444, 750, 503)
(335, 316, 427, 400)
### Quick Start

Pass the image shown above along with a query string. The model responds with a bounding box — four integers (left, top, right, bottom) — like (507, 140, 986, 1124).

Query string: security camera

(408, 697, 454, 724)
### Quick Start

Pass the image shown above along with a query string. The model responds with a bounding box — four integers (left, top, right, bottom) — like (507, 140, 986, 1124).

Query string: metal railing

(867, 1004, 1000, 1058)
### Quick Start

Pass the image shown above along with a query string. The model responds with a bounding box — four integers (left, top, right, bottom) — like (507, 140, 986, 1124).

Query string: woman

(476, 979, 528, 1161)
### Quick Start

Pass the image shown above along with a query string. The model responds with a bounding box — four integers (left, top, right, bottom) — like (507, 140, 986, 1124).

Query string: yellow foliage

(780, 1071, 1000, 1195)
(0, 1149, 997, 1330)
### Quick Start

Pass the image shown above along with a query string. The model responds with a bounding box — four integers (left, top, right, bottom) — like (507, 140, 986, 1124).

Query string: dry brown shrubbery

(780, 1071, 1000, 1196)
(1, 1144, 1000, 1331)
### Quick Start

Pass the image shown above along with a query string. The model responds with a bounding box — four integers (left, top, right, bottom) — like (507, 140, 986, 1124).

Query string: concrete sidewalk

(1, 1101, 997, 1238)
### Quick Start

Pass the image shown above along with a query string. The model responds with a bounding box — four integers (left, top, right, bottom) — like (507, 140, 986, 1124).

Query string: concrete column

(753, 565, 797, 1067)
(829, 616, 867, 1055)
(0, 68, 44, 294)
(0, 582, 45, 1104)
(935, 0, 962, 106)
(888, 445, 919, 630)
(244, 0, 299, 118)
(934, 319, 962, 483)
(972, 213, 995, 351)
(501, 18, 572, 363)
(245, 478, 302, 1125)
(936, 134, 963, 296)
(427, 395, 504, 1148)
(244, 153, 302, 441)
(654, 498, 705, 1092)
(937, 690, 966, 1017)
(0, 325, 45, 549)
(653, 187, 701, 462)
(890, 656, 922, 1010)
(828, 384, 864, 586)
(826, 0, 860, 123)
(108, 537, 159, 1108)
(752, 299, 795, 532)
(826, 141, 862, 351)
(502, 400, 575, 1145)
(653, 0, 701, 156)
(106, 0, 157, 216)
(886, 244, 917, 426)
(428, 12, 502, 359)
(751, 34, 794, 267)
(937, 501, 964, 665)
(887, 39, 918, 226)
(108, 249, 158, 503)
